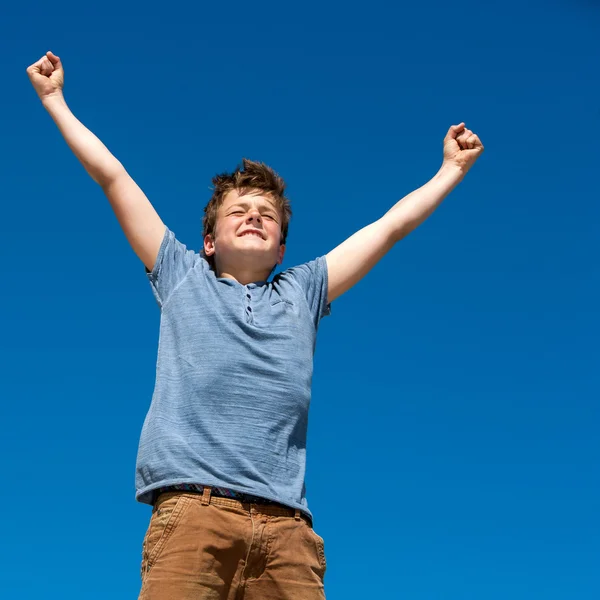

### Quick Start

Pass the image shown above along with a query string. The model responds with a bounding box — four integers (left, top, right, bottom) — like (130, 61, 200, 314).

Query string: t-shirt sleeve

(283, 256, 331, 324)
(146, 228, 200, 308)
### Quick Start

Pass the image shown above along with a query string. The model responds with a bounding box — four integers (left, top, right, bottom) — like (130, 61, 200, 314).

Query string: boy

(27, 50, 484, 600)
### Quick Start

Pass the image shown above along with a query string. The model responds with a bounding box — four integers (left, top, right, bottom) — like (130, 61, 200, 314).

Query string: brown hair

(202, 159, 292, 261)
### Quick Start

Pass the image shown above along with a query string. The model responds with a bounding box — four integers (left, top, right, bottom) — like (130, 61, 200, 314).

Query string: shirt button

(247, 306, 252, 312)
(246, 294, 251, 299)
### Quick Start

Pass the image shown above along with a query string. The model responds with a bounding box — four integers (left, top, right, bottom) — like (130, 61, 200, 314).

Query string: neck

(216, 264, 274, 285)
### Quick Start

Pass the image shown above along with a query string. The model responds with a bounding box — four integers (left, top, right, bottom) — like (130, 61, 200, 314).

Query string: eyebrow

(225, 200, 278, 213)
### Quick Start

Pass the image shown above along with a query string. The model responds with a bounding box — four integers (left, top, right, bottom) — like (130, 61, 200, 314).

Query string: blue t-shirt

(135, 228, 330, 517)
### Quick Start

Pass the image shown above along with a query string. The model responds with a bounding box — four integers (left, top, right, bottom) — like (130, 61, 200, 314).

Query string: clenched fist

(443, 123, 484, 173)
(26, 51, 64, 101)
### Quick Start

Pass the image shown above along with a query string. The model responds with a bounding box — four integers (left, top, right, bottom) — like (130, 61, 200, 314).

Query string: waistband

(154, 485, 312, 525)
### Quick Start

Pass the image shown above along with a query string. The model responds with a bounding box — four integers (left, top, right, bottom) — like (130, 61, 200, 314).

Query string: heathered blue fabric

(135, 228, 330, 517)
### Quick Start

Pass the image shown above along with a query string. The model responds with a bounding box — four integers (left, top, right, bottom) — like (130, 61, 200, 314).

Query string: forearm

(384, 162, 465, 242)
(42, 93, 124, 187)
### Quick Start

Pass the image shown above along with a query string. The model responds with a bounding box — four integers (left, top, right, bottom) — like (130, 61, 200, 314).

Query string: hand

(26, 51, 64, 101)
(443, 123, 484, 174)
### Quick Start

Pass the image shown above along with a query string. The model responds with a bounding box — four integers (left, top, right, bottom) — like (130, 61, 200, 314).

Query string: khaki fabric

(139, 491, 326, 600)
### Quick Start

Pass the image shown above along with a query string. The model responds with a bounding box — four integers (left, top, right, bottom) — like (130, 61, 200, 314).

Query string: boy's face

(204, 188, 286, 275)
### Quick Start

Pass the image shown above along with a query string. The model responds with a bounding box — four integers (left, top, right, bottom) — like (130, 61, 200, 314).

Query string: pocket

(269, 298, 299, 329)
(140, 494, 189, 581)
(306, 524, 327, 574)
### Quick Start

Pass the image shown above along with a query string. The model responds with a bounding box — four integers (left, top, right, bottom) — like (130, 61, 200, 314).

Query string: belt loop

(294, 509, 301, 521)
(201, 486, 212, 506)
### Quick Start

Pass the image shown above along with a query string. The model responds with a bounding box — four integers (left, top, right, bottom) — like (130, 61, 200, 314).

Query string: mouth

(239, 230, 265, 239)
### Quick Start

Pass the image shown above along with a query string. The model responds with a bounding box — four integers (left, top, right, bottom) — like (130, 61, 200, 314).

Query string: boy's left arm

(326, 123, 484, 303)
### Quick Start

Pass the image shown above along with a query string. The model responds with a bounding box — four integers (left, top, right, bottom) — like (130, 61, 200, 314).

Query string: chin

(234, 247, 277, 263)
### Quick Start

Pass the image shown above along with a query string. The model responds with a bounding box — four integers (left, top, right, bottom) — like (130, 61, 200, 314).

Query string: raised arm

(326, 123, 484, 303)
(26, 51, 166, 271)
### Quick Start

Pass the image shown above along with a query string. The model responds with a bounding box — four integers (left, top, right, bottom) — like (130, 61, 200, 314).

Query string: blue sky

(1, 0, 598, 598)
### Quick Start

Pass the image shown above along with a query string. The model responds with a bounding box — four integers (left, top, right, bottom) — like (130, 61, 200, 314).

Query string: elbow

(389, 209, 433, 243)
(95, 162, 127, 189)
(384, 214, 418, 244)
(392, 220, 418, 243)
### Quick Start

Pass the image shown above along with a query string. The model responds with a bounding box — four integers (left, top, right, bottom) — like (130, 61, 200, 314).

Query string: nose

(246, 209, 262, 224)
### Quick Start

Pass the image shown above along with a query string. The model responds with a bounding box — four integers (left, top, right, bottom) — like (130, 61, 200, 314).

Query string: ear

(204, 234, 216, 256)
(277, 244, 286, 265)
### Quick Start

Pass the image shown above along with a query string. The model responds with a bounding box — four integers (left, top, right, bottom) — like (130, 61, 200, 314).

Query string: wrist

(439, 160, 466, 181)
(41, 91, 66, 110)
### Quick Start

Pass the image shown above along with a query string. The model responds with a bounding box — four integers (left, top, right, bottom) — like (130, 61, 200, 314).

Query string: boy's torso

(135, 229, 330, 517)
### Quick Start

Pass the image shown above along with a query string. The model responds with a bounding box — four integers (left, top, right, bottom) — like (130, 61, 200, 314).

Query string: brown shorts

(139, 488, 327, 600)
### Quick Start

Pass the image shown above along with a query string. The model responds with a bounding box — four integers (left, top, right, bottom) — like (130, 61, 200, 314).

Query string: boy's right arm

(27, 51, 166, 272)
